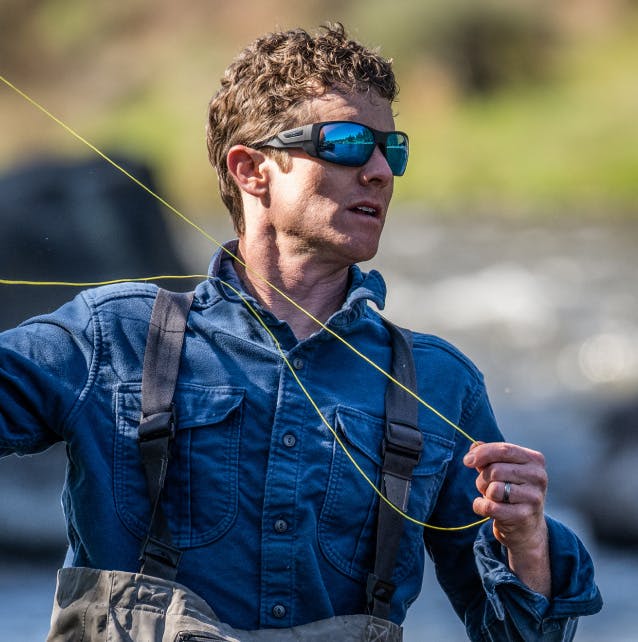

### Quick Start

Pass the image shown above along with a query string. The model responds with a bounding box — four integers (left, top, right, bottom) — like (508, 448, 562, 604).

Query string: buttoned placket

(258, 343, 311, 627)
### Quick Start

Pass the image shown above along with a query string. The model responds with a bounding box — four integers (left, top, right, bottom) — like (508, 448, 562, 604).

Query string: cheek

(312, 166, 355, 203)
(294, 174, 339, 212)
(279, 157, 350, 213)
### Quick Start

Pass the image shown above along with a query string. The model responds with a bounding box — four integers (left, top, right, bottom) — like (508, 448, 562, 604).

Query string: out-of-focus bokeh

(2, 0, 638, 218)
(1, 1, 636, 640)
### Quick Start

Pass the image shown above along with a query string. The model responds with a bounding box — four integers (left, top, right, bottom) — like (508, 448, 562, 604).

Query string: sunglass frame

(256, 121, 409, 176)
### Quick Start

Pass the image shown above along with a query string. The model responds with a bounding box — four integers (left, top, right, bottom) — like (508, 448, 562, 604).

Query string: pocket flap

(116, 383, 244, 430)
(335, 405, 454, 476)
(175, 385, 244, 429)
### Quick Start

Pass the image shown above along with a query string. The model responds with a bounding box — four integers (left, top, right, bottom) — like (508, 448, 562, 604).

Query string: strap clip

(139, 535, 182, 571)
(383, 421, 422, 463)
(138, 406, 176, 442)
(366, 573, 396, 606)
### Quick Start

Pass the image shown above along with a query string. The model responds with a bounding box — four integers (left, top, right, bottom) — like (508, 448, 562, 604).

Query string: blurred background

(1, 0, 636, 639)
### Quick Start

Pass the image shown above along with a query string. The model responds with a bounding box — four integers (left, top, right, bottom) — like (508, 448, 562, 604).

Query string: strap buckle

(138, 406, 176, 442)
(139, 535, 183, 574)
(366, 573, 396, 606)
(383, 421, 422, 463)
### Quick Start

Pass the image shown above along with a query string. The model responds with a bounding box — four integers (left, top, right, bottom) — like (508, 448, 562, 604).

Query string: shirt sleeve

(472, 516, 603, 641)
(424, 381, 602, 641)
(0, 292, 96, 457)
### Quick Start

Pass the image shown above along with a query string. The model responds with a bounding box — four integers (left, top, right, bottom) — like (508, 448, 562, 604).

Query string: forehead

(302, 90, 395, 131)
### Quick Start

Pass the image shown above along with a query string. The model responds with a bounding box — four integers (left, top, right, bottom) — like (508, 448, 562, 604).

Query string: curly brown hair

(206, 23, 398, 234)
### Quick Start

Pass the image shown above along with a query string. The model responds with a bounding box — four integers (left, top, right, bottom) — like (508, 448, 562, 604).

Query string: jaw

(325, 215, 385, 265)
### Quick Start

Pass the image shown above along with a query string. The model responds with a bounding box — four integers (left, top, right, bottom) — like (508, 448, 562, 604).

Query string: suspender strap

(138, 288, 194, 580)
(367, 321, 422, 620)
(136, 292, 418, 608)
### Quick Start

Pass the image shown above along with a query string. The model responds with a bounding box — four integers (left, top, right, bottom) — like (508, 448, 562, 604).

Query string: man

(0, 24, 601, 641)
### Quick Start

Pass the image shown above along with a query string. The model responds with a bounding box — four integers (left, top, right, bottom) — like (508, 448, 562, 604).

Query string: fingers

(464, 442, 547, 495)
(463, 441, 545, 470)
(463, 441, 548, 551)
(474, 461, 547, 495)
(478, 479, 543, 508)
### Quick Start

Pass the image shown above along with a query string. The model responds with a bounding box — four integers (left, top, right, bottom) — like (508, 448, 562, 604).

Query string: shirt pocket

(114, 383, 245, 548)
(318, 404, 454, 583)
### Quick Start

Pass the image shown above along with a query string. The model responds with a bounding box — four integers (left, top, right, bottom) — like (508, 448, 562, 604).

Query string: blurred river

(1, 213, 637, 640)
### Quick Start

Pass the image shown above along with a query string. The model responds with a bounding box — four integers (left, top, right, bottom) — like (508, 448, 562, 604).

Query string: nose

(360, 145, 393, 186)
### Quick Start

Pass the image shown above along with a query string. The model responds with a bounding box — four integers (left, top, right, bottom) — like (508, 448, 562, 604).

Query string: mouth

(349, 204, 381, 218)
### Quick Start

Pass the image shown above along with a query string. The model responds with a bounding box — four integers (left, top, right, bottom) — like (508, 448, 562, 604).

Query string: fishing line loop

(1, 75, 488, 531)
(218, 278, 488, 532)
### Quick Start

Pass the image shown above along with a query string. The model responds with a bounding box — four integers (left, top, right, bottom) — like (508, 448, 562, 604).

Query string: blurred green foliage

(1, 0, 637, 218)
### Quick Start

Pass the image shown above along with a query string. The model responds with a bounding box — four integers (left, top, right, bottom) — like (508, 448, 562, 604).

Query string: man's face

(262, 90, 396, 267)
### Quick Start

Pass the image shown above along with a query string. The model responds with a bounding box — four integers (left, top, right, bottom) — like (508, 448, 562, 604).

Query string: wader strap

(367, 322, 421, 620)
(138, 288, 194, 580)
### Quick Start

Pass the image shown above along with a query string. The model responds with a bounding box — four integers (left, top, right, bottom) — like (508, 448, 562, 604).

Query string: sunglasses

(256, 121, 409, 176)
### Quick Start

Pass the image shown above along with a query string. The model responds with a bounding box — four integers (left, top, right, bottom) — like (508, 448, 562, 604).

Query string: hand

(463, 441, 551, 596)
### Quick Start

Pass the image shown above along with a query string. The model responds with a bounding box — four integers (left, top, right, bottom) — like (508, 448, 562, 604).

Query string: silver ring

(503, 481, 512, 504)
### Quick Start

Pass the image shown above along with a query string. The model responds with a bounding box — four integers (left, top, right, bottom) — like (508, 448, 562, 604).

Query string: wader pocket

(48, 568, 402, 642)
(115, 383, 245, 548)
(319, 405, 454, 583)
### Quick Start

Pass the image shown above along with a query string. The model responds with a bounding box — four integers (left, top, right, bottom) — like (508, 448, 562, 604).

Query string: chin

(345, 239, 380, 264)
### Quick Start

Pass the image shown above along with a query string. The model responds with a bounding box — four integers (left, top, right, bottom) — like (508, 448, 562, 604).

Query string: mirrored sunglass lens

(385, 133, 409, 176)
(318, 123, 375, 166)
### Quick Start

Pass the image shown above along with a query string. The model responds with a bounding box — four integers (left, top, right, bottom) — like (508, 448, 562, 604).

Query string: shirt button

(274, 519, 288, 533)
(272, 604, 287, 619)
(292, 357, 304, 370)
(282, 433, 296, 448)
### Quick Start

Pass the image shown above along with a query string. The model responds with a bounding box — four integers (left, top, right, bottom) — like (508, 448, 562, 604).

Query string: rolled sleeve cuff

(473, 516, 602, 637)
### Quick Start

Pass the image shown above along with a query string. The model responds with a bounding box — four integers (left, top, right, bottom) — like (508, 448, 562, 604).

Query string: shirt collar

(206, 239, 387, 316)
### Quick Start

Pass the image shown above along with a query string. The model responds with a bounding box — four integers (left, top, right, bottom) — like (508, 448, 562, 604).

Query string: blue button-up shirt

(0, 242, 601, 640)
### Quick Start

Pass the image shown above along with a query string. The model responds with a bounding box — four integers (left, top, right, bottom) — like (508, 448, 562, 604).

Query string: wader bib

(47, 289, 421, 642)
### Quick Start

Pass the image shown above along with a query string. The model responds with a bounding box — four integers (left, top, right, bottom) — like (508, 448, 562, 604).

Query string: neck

(235, 237, 350, 340)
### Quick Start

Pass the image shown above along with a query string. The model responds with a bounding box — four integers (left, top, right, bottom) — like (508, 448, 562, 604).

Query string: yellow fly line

(0, 74, 488, 532)
(219, 279, 488, 532)
(0, 276, 209, 287)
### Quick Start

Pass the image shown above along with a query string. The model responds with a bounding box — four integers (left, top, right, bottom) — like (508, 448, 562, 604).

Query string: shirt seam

(59, 289, 106, 432)
(459, 378, 486, 430)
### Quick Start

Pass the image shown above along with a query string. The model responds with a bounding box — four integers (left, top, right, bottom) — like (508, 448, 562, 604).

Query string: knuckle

(497, 442, 511, 459)
(539, 472, 548, 491)
(530, 492, 545, 511)
(472, 497, 488, 516)
(482, 466, 496, 482)
(533, 450, 546, 467)
(530, 468, 548, 490)
(487, 463, 505, 482)
(486, 481, 500, 500)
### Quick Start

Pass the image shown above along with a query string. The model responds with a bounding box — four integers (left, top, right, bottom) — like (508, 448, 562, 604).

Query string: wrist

(506, 524, 551, 597)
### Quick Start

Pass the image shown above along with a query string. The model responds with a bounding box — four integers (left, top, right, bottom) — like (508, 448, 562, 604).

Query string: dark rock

(0, 155, 187, 330)
(0, 155, 188, 557)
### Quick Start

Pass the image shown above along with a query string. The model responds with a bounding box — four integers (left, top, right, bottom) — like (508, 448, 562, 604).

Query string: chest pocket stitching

(114, 382, 245, 548)
(318, 404, 454, 583)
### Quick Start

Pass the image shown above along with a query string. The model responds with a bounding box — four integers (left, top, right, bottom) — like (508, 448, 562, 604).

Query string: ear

(226, 145, 270, 197)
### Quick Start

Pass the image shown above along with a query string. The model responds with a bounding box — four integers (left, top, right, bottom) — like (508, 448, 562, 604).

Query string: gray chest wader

(47, 289, 422, 642)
